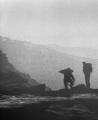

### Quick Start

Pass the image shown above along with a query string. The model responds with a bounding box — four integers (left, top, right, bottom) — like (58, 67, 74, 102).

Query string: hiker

(59, 68, 75, 90)
(82, 62, 92, 89)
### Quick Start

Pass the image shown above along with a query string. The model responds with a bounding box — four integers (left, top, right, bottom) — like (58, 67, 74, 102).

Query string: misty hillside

(0, 50, 17, 73)
(0, 36, 98, 90)
(49, 44, 98, 60)
(0, 49, 40, 92)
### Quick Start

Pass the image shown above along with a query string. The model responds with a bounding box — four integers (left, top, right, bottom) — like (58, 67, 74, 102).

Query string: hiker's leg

(87, 74, 90, 89)
(64, 80, 68, 90)
(70, 81, 73, 89)
(85, 74, 90, 89)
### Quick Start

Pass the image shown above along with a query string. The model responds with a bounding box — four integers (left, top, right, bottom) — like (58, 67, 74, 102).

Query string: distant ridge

(49, 44, 98, 60)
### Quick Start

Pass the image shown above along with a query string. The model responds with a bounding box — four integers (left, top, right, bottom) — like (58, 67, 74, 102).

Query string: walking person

(59, 68, 75, 90)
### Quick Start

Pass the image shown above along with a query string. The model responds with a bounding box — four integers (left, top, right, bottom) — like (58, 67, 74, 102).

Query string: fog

(0, 0, 98, 49)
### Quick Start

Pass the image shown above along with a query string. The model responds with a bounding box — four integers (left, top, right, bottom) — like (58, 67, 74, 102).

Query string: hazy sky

(0, 0, 98, 48)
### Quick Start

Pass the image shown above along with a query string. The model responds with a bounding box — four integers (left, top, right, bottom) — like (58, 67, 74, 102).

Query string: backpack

(83, 63, 92, 73)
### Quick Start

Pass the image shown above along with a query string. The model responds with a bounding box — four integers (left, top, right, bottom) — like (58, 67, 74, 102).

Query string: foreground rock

(45, 84, 98, 97)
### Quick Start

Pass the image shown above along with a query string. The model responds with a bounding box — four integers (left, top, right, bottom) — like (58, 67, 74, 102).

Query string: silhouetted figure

(59, 68, 75, 90)
(83, 62, 92, 89)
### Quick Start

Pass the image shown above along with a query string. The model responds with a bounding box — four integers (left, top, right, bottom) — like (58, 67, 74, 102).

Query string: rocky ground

(0, 94, 98, 120)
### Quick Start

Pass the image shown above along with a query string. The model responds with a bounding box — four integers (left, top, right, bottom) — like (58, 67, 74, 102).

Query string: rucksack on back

(83, 63, 92, 73)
